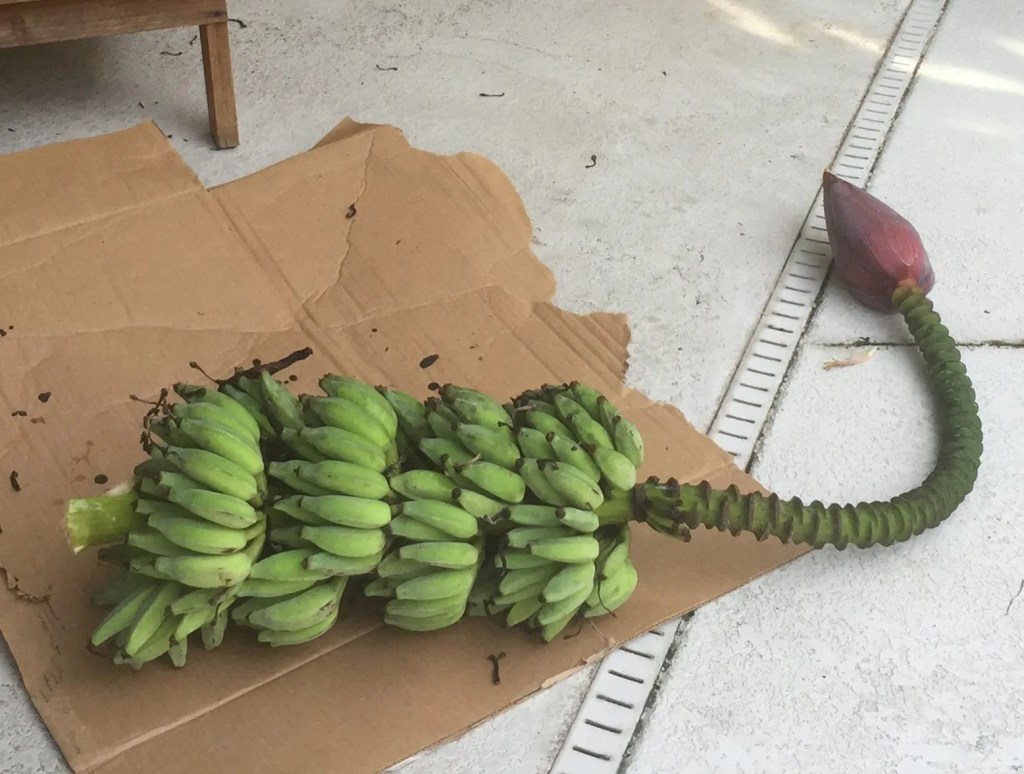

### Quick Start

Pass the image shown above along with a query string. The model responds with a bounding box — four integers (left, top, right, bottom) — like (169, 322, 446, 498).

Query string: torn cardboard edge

(0, 117, 809, 774)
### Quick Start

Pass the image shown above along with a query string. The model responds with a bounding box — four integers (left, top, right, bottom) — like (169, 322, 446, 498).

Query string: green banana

(166, 487, 260, 529)
(300, 525, 387, 558)
(453, 422, 520, 468)
(153, 551, 252, 588)
(173, 607, 216, 642)
(592, 446, 638, 491)
(585, 562, 638, 616)
(504, 504, 597, 533)
(304, 396, 392, 450)
(611, 415, 644, 467)
(259, 370, 305, 432)
(304, 550, 384, 576)
(515, 427, 556, 460)
(279, 428, 331, 463)
(388, 514, 456, 542)
(393, 568, 476, 601)
(451, 460, 526, 503)
(541, 562, 596, 603)
(117, 614, 179, 667)
(389, 470, 458, 503)
(492, 547, 554, 571)
(540, 610, 578, 642)
(397, 500, 479, 540)
(176, 417, 263, 476)
(266, 462, 336, 497)
(522, 406, 573, 438)
(527, 535, 600, 564)
(598, 541, 630, 580)
(385, 595, 466, 619)
(506, 596, 544, 627)
(555, 394, 615, 450)
(298, 494, 392, 529)
(376, 553, 434, 579)
(249, 549, 331, 582)
(219, 383, 276, 440)
(173, 383, 261, 443)
(90, 582, 158, 646)
(425, 401, 464, 443)
(271, 496, 327, 525)
(384, 607, 463, 631)
(200, 608, 229, 649)
(290, 460, 391, 500)
(498, 564, 561, 596)
(418, 437, 475, 469)
(541, 461, 605, 510)
(269, 525, 310, 549)
(396, 541, 480, 570)
(505, 525, 578, 549)
(377, 387, 430, 441)
(298, 426, 387, 472)
(91, 570, 149, 608)
(123, 580, 181, 656)
(148, 511, 247, 554)
(454, 488, 506, 521)
(127, 527, 190, 557)
(164, 447, 260, 503)
(257, 611, 340, 646)
(247, 578, 346, 632)
(567, 382, 606, 419)
(169, 587, 224, 615)
(548, 434, 602, 483)
(536, 581, 593, 627)
(515, 458, 571, 507)
(438, 384, 513, 428)
(320, 375, 398, 437)
(238, 577, 318, 597)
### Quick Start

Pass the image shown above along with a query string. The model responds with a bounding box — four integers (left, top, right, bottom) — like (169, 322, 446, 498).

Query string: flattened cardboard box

(0, 119, 807, 773)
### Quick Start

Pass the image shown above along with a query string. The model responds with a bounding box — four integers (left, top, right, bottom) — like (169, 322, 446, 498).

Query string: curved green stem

(64, 486, 145, 552)
(638, 286, 983, 549)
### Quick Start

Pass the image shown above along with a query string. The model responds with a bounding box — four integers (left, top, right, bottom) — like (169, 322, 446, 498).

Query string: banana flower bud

(821, 170, 934, 312)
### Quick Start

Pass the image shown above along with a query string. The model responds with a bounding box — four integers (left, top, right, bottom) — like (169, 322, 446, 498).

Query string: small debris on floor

(824, 347, 877, 370)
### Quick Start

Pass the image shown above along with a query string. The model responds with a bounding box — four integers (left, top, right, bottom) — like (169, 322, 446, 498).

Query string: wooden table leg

(199, 20, 239, 149)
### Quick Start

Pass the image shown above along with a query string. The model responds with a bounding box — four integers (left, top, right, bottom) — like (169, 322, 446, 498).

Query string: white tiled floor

(2, 1, 1022, 772)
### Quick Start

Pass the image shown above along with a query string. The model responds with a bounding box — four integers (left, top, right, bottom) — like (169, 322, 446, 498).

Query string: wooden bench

(0, 0, 240, 148)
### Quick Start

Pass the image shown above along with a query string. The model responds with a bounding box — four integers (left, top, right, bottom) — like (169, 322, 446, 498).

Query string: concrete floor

(2, 0, 1022, 771)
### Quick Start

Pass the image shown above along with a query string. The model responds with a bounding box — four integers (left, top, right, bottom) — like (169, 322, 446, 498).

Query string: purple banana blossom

(821, 170, 935, 312)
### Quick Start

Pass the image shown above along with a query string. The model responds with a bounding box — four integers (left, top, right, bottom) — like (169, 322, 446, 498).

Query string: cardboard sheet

(0, 119, 808, 772)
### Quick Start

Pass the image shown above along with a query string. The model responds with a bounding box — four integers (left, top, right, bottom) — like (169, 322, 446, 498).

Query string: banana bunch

(89, 383, 270, 668)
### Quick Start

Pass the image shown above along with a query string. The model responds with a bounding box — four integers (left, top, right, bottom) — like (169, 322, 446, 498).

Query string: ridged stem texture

(640, 286, 982, 549)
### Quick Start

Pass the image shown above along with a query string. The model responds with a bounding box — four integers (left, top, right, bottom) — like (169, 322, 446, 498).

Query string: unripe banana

(173, 383, 262, 442)
(585, 561, 638, 616)
(298, 425, 388, 472)
(300, 525, 387, 558)
(541, 461, 605, 510)
(418, 437, 475, 469)
(453, 422, 520, 468)
(505, 504, 597, 532)
(304, 550, 384, 576)
(257, 611, 339, 646)
(123, 580, 181, 656)
(598, 541, 630, 580)
(527, 535, 601, 564)
(505, 525, 578, 549)
(515, 458, 571, 507)
(561, 407, 614, 451)
(541, 562, 596, 603)
(522, 406, 573, 438)
(492, 547, 554, 571)
(170, 587, 224, 615)
(505, 596, 545, 627)
(238, 577, 318, 597)
(515, 427, 556, 460)
(453, 488, 506, 521)
(219, 383, 276, 440)
(249, 549, 331, 582)
(611, 415, 644, 467)
(258, 370, 305, 432)
(498, 564, 561, 596)
(127, 556, 177, 581)
(320, 375, 399, 435)
(118, 614, 180, 667)
(154, 551, 252, 588)
(491, 578, 551, 607)
(91, 570, 150, 608)
(425, 400, 464, 443)
(247, 578, 346, 632)
(232, 595, 287, 623)
(567, 382, 606, 420)
(556, 507, 600, 533)
(536, 581, 593, 627)
(270, 496, 326, 526)
(547, 433, 602, 483)
(388, 514, 454, 542)
(279, 428, 330, 463)
(305, 396, 392, 450)
(91, 582, 159, 646)
(127, 527, 190, 557)
(376, 553, 433, 579)
(540, 610, 578, 642)
(451, 460, 526, 503)
(398, 500, 479, 540)
(384, 607, 463, 631)
(298, 495, 392, 529)
(176, 417, 264, 476)
(266, 461, 342, 497)
(393, 568, 476, 601)
(164, 447, 260, 503)
(148, 511, 248, 554)
(377, 387, 430, 442)
(396, 541, 480, 570)
(173, 607, 216, 642)
(438, 384, 513, 428)
(385, 594, 466, 619)
(200, 608, 230, 649)
(268, 525, 310, 549)
(291, 460, 391, 500)
(165, 487, 260, 529)
(389, 470, 458, 503)
(592, 446, 637, 491)
(153, 470, 206, 497)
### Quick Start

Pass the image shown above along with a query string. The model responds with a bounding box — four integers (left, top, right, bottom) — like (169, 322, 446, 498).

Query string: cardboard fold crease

(0, 118, 808, 773)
